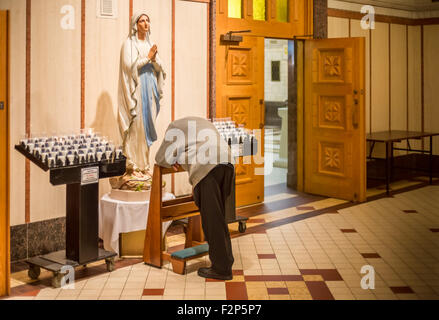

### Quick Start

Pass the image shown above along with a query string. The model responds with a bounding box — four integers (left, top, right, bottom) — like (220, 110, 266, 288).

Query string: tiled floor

(4, 179, 439, 300)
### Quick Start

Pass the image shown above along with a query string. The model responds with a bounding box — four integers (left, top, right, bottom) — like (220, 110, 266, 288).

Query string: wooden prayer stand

(143, 165, 206, 273)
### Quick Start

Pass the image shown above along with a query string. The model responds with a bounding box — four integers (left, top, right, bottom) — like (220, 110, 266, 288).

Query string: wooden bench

(143, 165, 206, 274)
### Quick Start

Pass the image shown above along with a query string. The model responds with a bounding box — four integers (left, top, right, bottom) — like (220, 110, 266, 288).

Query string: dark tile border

(10, 224, 27, 262)
(10, 217, 66, 263)
(361, 253, 381, 259)
(300, 269, 343, 281)
(306, 281, 334, 300)
(390, 286, 414, 294)
(247, 219, 266, 223)
(143, 289, 165, 296)
(340, 229, 357, 233)
(403, 210, 418, 213)
(27, 217, 66, 258)
(267, 287, 289, 295)
(225, 282, 248, 300)
(297, 206, 315, 211)
(257, 254, 276, 259)
(244, 275, 303, 282)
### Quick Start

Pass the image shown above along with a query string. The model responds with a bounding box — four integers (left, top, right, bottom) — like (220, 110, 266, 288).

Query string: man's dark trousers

(193, 164, 235, 275)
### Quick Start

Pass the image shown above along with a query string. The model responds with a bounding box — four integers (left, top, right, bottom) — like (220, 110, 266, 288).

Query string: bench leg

(171, 258, 186, 275)
(184, 218, 193, 249)
(386, 142, 391, 196)
(430, 136, 433, 185)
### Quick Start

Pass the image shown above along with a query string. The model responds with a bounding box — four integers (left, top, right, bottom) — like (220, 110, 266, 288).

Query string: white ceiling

(340, 0, 439, 11)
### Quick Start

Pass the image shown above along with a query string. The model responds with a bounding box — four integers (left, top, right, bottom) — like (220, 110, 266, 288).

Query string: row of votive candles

(215, 125, 255, 145)
(212, 120, 237, 130)
(20, 134, 124, 168)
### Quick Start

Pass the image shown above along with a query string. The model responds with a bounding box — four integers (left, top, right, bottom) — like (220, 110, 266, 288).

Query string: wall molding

(328, 8, 439, 25)
(329, 0, 439, 19)
(81, 0, 85, 129)
(25, 0, 31, 225)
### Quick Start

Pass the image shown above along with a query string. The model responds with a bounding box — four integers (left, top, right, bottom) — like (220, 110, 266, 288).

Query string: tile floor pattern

(4, 182, 439, 300)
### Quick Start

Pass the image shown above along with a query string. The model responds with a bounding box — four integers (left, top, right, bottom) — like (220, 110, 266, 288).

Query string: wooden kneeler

(169, 243, 209, 274)
(143, 165, 208, 274)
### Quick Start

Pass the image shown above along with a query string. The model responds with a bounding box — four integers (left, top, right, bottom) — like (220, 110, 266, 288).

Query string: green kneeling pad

(171, 244, 209, 260)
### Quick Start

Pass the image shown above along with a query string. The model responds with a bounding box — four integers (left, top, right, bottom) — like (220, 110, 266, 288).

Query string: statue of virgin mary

(112, 12, 166, 190)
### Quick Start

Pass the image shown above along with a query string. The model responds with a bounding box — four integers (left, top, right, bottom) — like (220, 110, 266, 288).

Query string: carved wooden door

(216, 36, 265, 207)
(304, 38, 366, 202)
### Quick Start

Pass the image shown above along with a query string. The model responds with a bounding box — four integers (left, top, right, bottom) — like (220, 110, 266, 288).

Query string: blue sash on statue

(139, 63, 160, 147)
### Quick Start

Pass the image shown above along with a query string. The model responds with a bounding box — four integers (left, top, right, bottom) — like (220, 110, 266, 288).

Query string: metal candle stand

(212, 120, 259, 233)
(15, 142, 126, 288)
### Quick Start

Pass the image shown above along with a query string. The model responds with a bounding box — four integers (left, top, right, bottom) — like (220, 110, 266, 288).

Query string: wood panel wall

(328, 13, 439, 157)
(174, 0, 209, 196)
(423, 25, 439, 155)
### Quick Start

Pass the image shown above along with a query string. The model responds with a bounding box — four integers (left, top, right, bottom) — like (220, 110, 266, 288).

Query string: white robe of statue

(118, 12, 166, 172)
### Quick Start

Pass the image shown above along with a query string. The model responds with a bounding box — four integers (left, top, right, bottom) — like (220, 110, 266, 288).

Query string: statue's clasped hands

(148, 45, 158, 62)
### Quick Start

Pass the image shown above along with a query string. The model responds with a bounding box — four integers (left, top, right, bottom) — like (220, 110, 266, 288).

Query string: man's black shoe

(197, 267, 233, 281)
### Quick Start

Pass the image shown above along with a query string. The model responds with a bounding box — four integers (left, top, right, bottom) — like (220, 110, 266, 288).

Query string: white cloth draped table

(99, 193, 175, 255)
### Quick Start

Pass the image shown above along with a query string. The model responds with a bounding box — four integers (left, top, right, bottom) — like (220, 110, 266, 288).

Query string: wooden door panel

(313, 47, 353, 84)
(316, 94, 350, 131)
(226, 96, 256, 128)
(227, 47, 253, 84)
(305, 37, 366, 202)
(217, 36, 264, 207)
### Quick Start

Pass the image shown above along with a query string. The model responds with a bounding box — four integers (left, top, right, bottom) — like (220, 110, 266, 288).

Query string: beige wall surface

(371, 22, 390, 133)
(328, 16, 439, 157)
(407, 26, 422, 151)
(30, 0, 82, 223)
(5, 0, 209, 226)
(390, 23, 408, 154)
(85, 0, 130, 200)
(350, 19, 370, 134)
(174, 0, 208, 196)
(328, 16, 349, 38)
(0, 0, 26, 226)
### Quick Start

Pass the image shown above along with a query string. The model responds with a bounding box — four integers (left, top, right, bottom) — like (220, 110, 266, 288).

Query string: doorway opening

(264, 38, 294, 189)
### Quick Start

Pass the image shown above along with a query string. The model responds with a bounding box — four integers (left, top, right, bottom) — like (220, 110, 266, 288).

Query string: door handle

(0, 101, 4, 110)
(259, 99, 264, 130)
(352, 99, 359, 129)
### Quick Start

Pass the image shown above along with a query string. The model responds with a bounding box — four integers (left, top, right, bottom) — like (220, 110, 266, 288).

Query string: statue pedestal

(109, 189, 151, 202)
(274, 107, 288, 168)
